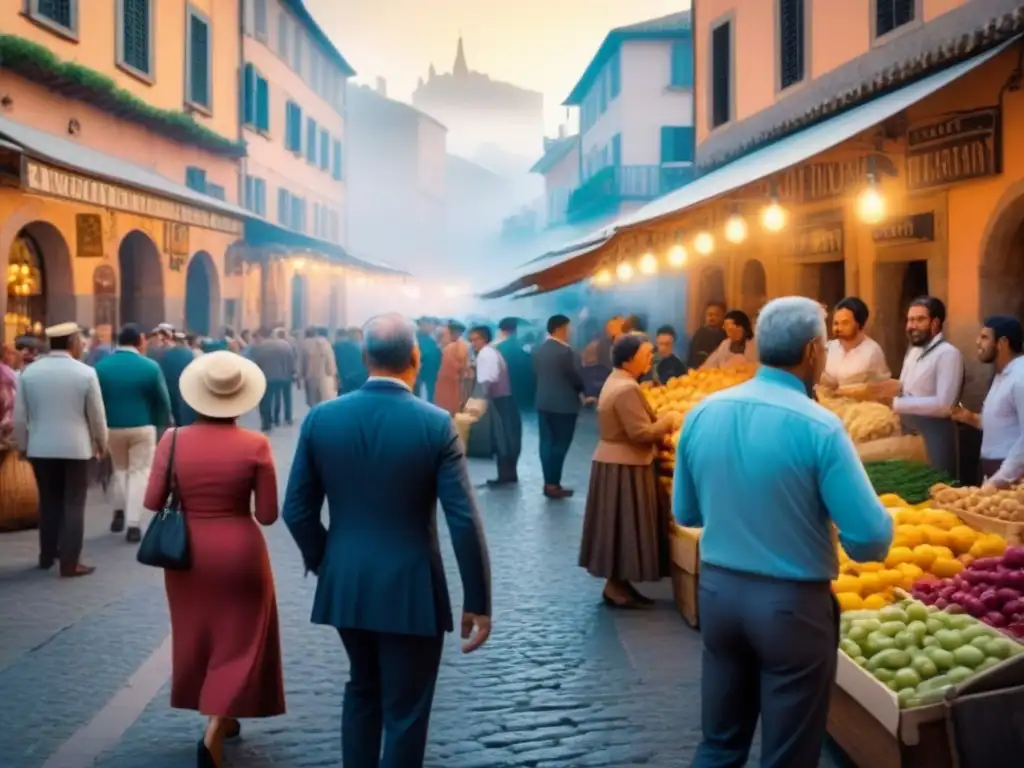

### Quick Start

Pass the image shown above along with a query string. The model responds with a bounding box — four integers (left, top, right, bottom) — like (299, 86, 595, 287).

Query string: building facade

(1, 0, 245, 341)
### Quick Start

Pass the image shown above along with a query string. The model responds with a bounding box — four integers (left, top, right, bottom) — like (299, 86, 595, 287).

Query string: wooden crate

(670, 524, 701, 574)
(670, 565, 699, 629)
(939, 504, 1024, 545)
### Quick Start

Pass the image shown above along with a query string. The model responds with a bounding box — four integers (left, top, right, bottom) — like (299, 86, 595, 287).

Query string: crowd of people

(1, 290, 1023, 768)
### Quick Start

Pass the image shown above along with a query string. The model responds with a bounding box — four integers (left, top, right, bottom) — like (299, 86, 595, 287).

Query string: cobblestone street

(1, 402, 848, 768)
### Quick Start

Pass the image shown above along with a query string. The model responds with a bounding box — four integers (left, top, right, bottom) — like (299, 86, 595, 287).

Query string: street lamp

(593, 268, 612, 286)
(857, 176, 886, 224)
(761, 200, 786, 232)
(724, 212, 748, 244)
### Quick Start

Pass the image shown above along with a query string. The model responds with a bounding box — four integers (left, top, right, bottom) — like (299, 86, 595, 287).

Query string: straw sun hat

(179, 350, 266, 419)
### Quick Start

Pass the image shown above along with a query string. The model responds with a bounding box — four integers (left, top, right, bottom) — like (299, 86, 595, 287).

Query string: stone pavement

(0, 403, 850, 768)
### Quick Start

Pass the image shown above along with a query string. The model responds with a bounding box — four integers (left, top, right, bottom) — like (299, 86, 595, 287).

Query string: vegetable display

(909, 546, 1024, 637)
(839, 599, 1023, 708)
(863, 460, 958, 505)
(930, 483, 1024, 522)
(833, 501, 1008, 611)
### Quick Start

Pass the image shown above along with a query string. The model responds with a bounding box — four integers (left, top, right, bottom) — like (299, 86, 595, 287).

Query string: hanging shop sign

(23, 160, 243, 236)
(905, 107, 1001, 191)
(75, 213, 104, 257)
(793, 215, 844, 260)
(872, 213, 936, 245)
(762, 154, 898, 204)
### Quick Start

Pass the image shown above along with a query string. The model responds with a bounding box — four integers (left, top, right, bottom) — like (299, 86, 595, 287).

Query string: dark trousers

(416, 376, 437, 403)
(490, 395, 522, 482)
(338, 628, 444, 768)
(537, 410, 578, 487)
(270, 379, 293, 425)
(694, 565, 839, 768)
(31, 458, 90, 568)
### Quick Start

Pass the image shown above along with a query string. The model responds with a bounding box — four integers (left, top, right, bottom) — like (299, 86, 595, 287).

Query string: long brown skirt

(578, 460, 671, 582)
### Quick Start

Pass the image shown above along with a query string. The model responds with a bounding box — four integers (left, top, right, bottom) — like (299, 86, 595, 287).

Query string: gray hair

(755, 296, 827, 367)
(362, 313, 417, 372)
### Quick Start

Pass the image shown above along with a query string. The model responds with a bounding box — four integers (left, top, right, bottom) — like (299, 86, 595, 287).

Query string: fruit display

(832, 504, 1007, 611)
(930, 483, 1024, 522)
(839, 598, 1022, 708)
(863, 460, 958, 505)
(818, 397, 901, 443)
(909, 546, 1024, 637)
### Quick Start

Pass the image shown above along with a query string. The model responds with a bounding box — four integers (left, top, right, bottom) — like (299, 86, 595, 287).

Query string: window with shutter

(306, 118, 318, 164)
(660, 127, 695, 163)
(254, 179, 267, 216)
(711, 21, 732, 128)
(253, 0, 268, 40)
(242, 64, 256, 126)
(33, 0, 76, 34)
(319, 130, 330, 172)
(332, 139, 343, 181)
(293, 25, 303, 74)
(876, 0, 915, 37)
(291, 197, 306, 233)
(185, 166, 207, 192)
(609, 51, 621, 100)
(670, 40, 694, 88)
(206, 184, 226, 201)
(278, 189, 291, 227)
(244, 175, 255, 211)
(611, 134, 621, 167)
(779, 0, 805, 90)
(285, 101, 302, 152)
(256, 76, 270, 132)
(119, 0, 151, 76)
(313, 204, 321, 238)
(187, 10, 211, 109)
(277, 13, 289, 59)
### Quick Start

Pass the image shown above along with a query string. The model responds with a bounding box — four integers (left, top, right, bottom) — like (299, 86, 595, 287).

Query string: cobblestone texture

(1, 402, 851, 767)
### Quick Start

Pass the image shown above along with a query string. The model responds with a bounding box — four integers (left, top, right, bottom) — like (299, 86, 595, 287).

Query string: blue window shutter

(256, 75, 270, 132)
(206, 183, 226, 201)
(319, 130, 329, 171)
(610, 51, 621, 99)
(255, 178, 266, 216)
(185, 166, 206, 192)
(671, 41, 694, 87)
(660, 127, 673, 163)
(306, 118, 317, 164)
(122, 0, 151, 74)
(278, 188, 290, 226)
(244, 175, 254, 210)
(188, 13, 210, 108)
(612, 134, 621, 166)
(332, 139, 342, 180)
(243, 64, 256, 125)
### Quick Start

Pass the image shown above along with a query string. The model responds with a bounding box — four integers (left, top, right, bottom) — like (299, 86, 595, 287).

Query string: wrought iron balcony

(565, 164, 694, 225)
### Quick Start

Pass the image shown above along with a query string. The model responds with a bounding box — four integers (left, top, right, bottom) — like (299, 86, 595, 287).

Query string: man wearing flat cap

(12, 322, 108, 577)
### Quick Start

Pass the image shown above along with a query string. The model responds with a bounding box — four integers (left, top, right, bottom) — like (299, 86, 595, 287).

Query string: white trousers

(108, 426, 157, 527)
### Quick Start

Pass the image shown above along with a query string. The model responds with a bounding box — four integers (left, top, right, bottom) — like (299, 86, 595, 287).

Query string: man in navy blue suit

(283, 313, 492, 768)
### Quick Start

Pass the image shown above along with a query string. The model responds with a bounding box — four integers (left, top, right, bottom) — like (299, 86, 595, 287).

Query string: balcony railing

(566, 164, 695, 225)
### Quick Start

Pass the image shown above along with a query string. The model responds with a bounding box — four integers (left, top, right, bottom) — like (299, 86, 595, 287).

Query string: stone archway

(291, 272, 308, 330)
(118, 230, 165, 331)
(184, 251, 221, 336)
(4, 221, 74, 339)
(740, 258, 767, 319)
(979, 180, 1024, 319)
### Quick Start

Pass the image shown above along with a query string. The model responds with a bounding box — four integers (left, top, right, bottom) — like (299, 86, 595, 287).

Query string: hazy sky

(307, 1, 688, 137)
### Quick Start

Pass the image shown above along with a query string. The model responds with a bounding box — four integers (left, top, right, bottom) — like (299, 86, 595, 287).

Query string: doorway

(118, 231, 165, 330)
(875, 259, 930, 374)
(185, 252, 218, 335)
(796, 260, 845, 332)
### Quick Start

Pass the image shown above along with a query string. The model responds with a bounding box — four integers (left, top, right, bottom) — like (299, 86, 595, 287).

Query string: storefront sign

(765, 154, 898, 204)
(794, 223, 844, 259)
(23, 161, 243, 236)
(905, 107, 1001, 191)
(75, 214, 104, 257)
(872, 213, 935, 245)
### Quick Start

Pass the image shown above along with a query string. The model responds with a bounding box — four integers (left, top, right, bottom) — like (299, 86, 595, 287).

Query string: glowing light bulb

(293, 258, 306, 270)
(616, 261, 634, 282)
(667, 244, 688, 268)
(593, 268, 612, 286)
(857, 186, 886, 224)
(761, 202, 786, 232)
(694, 232, 714, 255)
(638, 252, 658, 275)
(724, 214, 748, 244)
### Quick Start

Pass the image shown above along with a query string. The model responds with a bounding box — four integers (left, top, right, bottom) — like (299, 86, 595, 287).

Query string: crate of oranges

(832, 495, 1009, 612)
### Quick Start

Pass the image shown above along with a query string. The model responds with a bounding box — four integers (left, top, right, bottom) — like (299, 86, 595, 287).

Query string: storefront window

(5, 234, 45, 340)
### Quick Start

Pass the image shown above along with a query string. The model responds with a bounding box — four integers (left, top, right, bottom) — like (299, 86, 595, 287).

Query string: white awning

(479, 236, 612, 299)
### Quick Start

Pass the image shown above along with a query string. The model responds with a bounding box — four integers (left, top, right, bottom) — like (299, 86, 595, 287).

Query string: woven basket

(0, 451, 40, 532)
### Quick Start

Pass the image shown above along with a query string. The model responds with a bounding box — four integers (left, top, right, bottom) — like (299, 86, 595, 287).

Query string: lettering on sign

(794, 224, 844, 259)
(906, 107, 1001, 191)
(75, 213, 104, 257)
(872, 213, 935, 245)
(762, 154, 898, 204)
(23, 161, 242, 236)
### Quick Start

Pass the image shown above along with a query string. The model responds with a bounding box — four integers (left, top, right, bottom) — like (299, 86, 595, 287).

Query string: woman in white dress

(701, 310, 758, 370)
(820, 296, 890, 393)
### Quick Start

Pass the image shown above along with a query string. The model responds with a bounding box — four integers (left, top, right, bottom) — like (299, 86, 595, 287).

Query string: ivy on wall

(0, 35, 247, 158)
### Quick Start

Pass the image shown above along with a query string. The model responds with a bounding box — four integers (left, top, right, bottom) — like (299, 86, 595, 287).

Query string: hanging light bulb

(638, 252, 658, 275)
(616, 261, 634, 282)
(694, 231, 714, 255)
(724, 213, 748, 244)
(293, 258, 306, 270)
(667, 244, 688, 268)
(761, 200, 786, 232)
(593, 268, 612, 286)
(857, 177, 886, 224)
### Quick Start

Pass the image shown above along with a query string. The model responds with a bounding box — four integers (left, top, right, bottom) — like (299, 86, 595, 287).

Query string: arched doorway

(185, 251, 220, 336)
(697, 265, 727, 308)
(291, 272, 308, 330)
(979, 185, 1024, 319)
(4, 221, 74, 339)
(118, 230, 165, 330)
(740, 259, 767, 319)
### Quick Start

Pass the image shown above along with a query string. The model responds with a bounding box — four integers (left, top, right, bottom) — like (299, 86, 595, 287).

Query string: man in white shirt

(468, 325, 522, 487)
(953, 316, 1024, 488)
(872, 296, 964, 478)
(822, 296, 890, 389)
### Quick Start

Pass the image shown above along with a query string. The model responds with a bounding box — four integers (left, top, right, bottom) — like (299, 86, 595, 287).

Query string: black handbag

(136, 428, 191, 570)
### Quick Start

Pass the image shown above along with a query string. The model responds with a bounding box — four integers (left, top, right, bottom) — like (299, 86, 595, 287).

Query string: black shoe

(39, 555, 55, 570)
(197, 738, 216, 768)
(544, 485, 574, 499)
(111, 510, 125, 533)
(126, 527, 142, 544)
(224, 718, 241, 740)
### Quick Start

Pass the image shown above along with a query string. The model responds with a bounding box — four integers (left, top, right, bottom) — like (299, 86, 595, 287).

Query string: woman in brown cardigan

(579, 333, 681, 607)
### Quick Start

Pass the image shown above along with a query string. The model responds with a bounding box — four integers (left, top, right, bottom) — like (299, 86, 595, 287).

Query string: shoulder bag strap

(166, 428, 180, 510)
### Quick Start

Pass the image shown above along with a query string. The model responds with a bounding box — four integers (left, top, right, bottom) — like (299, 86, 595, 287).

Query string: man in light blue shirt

(673, 296, 893, 768)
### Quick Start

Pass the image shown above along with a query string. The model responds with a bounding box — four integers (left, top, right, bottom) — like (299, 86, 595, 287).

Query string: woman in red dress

(434, 320, 471, 415)
(144, 351, 285, 768)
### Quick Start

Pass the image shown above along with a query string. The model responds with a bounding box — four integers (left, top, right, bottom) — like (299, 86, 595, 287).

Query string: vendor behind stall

(871, 296, 964, 478)
(700, 310, 757, 370)
(820, 296, 890, 393)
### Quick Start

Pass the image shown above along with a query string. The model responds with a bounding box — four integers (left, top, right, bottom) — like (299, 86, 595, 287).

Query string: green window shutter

(278, 188, 290, 226)
(332, 139, 342, 180)
(185, 166, 207, 192)
(243, 64, 256, 125)
(306, 118, 317, 164)
(670, 40, 693, 87)
(122, 0, 150, 74)
(189, 13, 211, 108)
(319, 130, 329, 171)
(244, 175, 255, 210)
(256, 75, 270, 132)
